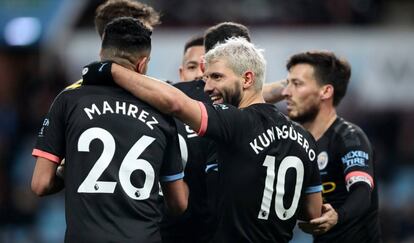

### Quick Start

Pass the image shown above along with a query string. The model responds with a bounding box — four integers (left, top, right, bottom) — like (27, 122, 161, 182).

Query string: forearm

(112, 64, 184, 115)
(337, 183, 371, 225)
(299, 192, 323, 220)
(262, 80, 286, 103)
(161, 180, 189, 215)
(32, 174, 64, 196)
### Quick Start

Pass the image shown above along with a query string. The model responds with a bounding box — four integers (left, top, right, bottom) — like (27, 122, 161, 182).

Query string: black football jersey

(314, 117, 380, 243)
(197, 102, 322, 243)
(32, 83, 183, 243)
(161, 79, 217, 243)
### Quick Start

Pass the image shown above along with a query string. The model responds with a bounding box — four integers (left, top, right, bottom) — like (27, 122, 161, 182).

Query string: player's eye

(292, 80, 301, 87)
(187, 65, 197, 70)
(210, 73, 222, 80)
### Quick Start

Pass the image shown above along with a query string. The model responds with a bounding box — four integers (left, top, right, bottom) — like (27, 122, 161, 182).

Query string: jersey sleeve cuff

(197, 102, 208, 137)
(304, 185, 323, 194)
(345, 171, 374, 191)
(160, 172, 184, 182)
(32, 149, 61, 164)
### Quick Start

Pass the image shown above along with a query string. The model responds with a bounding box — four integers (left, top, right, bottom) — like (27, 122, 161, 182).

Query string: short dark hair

(95, 0, 160, 37)
(102, 17, 151, 55)
(204, 22, 251, 52)
(287, 51, 351, 106)
(183, 35, 204, 54)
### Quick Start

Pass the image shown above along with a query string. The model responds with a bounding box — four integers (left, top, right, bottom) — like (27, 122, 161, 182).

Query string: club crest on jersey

(317, 151, 329, 170)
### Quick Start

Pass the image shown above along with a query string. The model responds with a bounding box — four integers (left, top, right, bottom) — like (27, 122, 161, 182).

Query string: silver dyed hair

(204, 37, 266, 91)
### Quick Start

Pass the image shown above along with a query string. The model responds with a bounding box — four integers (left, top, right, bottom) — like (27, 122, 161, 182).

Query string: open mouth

(210, 95, 223, 104)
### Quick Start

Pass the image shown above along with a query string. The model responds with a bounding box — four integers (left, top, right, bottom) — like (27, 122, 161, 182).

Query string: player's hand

(81, 61, 114, 86)
(298, 203, 338, 235)
(56, 158, 65, 179)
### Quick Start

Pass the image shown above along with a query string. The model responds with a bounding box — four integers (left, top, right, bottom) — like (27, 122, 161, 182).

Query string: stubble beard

(223, 81, 242, 107)
(290, 103, 320, 124)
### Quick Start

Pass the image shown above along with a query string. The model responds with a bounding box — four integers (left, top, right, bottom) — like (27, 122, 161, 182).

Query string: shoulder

(333, 117, 370, 148)
(173, 79, 202, 89)
(174, 80, 210, 102)
(64, 79, 83, 91)
(57, 79, 85, 100)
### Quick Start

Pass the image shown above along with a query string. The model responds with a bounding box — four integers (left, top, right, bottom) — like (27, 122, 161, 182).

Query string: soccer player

(280, 51, 381, 242)
(179, 35, 205, 82)
(31, 17, 188, 243)
(161, 22, 254, 243)
(82, 37, 323, 242)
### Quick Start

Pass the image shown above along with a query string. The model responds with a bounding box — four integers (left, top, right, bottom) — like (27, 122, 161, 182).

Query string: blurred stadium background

(0, 0, 413, 242)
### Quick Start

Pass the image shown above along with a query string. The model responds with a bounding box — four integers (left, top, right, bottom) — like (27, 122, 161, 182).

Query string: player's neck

(102, 57, 137, 72)
(303, 105, 337, 141)
(238, 91, 264, 108)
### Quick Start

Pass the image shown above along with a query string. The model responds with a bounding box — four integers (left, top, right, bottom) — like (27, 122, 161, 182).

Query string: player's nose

(204, 78, 213, 93)
(281, 85, 291, 98)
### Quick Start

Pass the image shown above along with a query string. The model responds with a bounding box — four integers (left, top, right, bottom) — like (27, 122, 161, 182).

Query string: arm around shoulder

(111, 64, 203, 132)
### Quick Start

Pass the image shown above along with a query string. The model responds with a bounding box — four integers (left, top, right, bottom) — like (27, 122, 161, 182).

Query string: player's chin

(287, 111, 298, 120)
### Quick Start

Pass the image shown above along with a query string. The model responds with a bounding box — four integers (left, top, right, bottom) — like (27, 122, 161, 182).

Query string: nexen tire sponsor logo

(341, 150, 369, 170)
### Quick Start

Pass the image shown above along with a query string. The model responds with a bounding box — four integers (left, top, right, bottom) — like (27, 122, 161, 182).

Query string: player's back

(201, 103, 321, 243)
(58, 84, 181, 243)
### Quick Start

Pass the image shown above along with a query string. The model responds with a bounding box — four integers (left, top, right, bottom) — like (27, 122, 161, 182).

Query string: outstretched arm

(111, 64, 203, 132)
(262, 79, 286, 103)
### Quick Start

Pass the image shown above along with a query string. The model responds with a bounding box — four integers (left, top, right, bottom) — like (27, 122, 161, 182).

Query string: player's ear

(320, 84, 334, 101)
(137, 56, 149, 74)
(242, 71, 255, 89)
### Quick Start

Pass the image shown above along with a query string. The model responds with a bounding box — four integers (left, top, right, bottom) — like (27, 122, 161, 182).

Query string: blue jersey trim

(205, 163, 218, 173)
(160, 172, 184, 182)
(305, 185, 323, 194)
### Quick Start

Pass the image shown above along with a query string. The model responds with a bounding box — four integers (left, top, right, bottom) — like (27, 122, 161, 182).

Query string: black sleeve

(160, 117, 184, 182)
(32, 91, 67, 163)
(336, 126, 375, 224)
(338, 127, 375, 192)
(336, 183, 371, 225)
(200, 103, 247, 143)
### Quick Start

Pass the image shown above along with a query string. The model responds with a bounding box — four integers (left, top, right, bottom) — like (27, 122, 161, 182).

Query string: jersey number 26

(77, 127, 155, 200)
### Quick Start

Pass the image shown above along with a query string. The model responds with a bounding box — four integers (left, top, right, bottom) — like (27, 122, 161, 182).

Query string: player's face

(282, 64, 322, 123)
(179, 45, 205, 82)
(204, 58, 243, 107)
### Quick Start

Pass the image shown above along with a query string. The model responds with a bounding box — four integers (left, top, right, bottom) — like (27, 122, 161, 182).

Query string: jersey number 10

(77, 127, 155, 200)
(258, 155, 304, 221)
